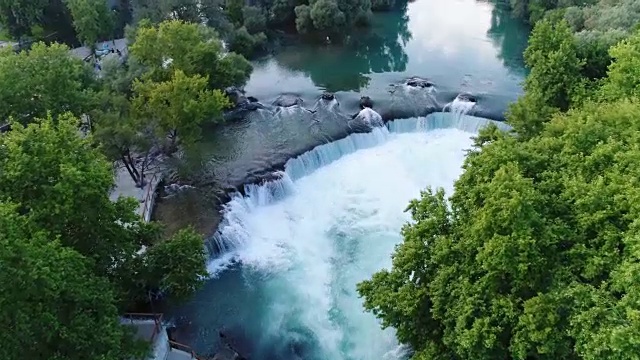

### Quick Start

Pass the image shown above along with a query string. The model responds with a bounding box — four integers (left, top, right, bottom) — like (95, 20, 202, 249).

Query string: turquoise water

(161, 2, 530, 358)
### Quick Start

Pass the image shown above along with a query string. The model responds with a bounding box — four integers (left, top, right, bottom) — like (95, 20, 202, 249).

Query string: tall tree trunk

(125, 149, 140, 179)
(121, 155, 139, 185)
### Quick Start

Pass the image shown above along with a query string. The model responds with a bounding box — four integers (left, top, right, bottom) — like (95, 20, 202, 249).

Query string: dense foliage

(130, 19, 252, 89)
(0, 114, 208, 359)
(505, 0, 640, 80)
(358, 18, 640, 360)
(0, 42, 95, 124)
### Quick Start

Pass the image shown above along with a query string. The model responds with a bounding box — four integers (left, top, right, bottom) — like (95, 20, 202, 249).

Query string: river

(156, 0, 529, 358)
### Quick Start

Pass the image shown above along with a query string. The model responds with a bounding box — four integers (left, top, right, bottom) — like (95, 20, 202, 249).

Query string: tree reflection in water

(272, 1, 412, 92)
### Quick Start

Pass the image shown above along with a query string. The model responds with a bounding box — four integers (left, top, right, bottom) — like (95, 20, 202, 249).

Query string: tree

(129, 19, 252, 89)
(228, 26, 267, 58)
(358, 59, 640, 360)
(144, 227, 209, 301)
(0, 202, 149, 360)
(0, 0, 48, 39)
(92, 91, 156, 187)
(507, 18, 583, 138)
(225, 0, 244, 27)
(0, 42, 95, 124)
(65, 0, 115, 46)
(600, 28, 640, 100)
(0, 113, 207, 306)
(131, 69, 230, 153)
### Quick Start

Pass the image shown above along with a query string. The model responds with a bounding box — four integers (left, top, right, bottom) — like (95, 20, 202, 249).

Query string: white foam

(355, 107, 384, 127)
(207, 114, 487, 359)
(443, 96, 476, 119)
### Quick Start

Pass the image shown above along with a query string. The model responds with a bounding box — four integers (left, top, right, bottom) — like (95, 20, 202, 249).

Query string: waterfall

(443, 95, 476, 119)
(207, 112, 510, 260)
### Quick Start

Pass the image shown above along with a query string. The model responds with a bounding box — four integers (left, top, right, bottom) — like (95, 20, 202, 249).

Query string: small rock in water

(224, 86, 247, 106)
(273, 94, 303, 107)
(321, 92, 335, 101)
(359, 96, 373, 109)
(406, 77, 434, 88)
(457, 92, 477, 103)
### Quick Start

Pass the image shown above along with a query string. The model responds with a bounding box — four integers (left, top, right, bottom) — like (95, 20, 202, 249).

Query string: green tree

(507, 18, 583, 138)
(225, 0, 244, 26)
(242, 5, 266, 34)
(0, 113, 207, 305)
(228, 26, 266, 58)
(600, 28, 640, 100)
(0, 202, 149, 360)
(92, 91, 155, 187)
(359, 92, 640, 359)
(0, 0, 48, 39)
(0, 42, 95, 124)
(143, 227, 209, 301)
(129, 19, 252, 89)
(65, 0, 115, 46)
(131, 69, 230, 153)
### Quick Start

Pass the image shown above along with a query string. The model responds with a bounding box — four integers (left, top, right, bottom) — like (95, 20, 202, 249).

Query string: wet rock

(224, 86, 247, 106)
(247, 96, 259, 103)
(406, 77, 434, 88)
(457, 92, 477, 103)
(273, 94, 303, 107)
(359, 96, 373, 109)
(321, 92, 335, 101)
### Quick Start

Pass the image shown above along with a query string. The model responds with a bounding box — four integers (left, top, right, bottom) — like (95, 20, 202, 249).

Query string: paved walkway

(110, 164, 163, 222)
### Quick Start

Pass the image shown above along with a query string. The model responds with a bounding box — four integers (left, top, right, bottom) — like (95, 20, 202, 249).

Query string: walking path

(109, 163, 163, 222)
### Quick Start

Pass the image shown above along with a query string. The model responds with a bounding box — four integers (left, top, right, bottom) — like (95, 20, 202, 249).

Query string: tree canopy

(129, 19, 252, 89)
(0, 203, 148, 360)
(131, 69, 230, 151)
(0, 42, 95, 124)
(65, 0, 115, 46)
(0, 114, 208, 359)
(358, 20, 640, 360)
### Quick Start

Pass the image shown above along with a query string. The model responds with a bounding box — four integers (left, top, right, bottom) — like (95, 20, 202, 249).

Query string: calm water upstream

(158, 1, 529, 358)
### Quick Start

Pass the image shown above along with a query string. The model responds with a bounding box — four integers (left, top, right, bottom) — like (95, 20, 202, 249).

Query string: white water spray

(354, 107, 384, 127)
(444, 95, 476, 119)
(205, 112, 510, 360)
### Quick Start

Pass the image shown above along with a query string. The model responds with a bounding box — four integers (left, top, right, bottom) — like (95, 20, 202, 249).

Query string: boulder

(224, 86, 247, 106)
(273, 94, 303, 107)
(457, 92, 477, 103)
(321, 92, 335, 101)
(359, 96, 373, 109)
(406, 77, 434, 88)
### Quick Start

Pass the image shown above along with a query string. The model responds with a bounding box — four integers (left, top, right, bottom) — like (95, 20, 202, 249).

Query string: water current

(161, 0, 529, 357)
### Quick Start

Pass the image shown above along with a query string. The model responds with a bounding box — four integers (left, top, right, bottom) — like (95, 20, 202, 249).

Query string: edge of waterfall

(205, 112, 511, 272)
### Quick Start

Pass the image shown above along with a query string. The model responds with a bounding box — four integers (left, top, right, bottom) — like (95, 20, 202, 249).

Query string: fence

(121, 313, 164, 344)
(169, 341, 204, 360)
(140, 172, 160, 222)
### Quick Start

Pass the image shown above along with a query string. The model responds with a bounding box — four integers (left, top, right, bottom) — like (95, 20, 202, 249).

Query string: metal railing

(140, 172, 160, 222)
(169, 340, 204, 360)
(122, 312, 164, 344)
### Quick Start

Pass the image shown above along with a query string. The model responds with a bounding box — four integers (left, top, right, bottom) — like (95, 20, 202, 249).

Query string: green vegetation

(0, 42, 95, 124)
(358, 17, 640, 360)
(0, 114, 208, 359)
(0, 16, 246, 360)
(505, 0, 640, 80)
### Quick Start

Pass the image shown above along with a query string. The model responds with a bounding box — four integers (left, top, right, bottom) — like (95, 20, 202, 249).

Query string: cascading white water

(211, 113, 510, 258)
(354, 107, 384, 127)
(203, 113, 510, 359)
(444, 95, 476, 119)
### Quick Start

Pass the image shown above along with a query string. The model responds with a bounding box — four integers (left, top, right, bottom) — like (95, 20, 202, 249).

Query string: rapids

(169, 114, 510, 359)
